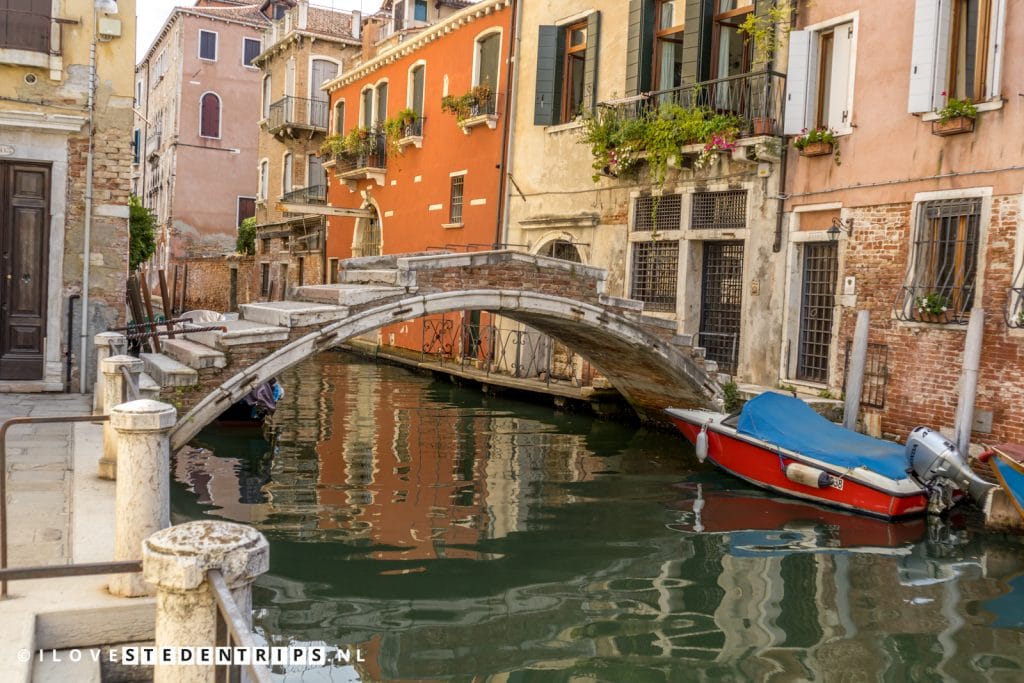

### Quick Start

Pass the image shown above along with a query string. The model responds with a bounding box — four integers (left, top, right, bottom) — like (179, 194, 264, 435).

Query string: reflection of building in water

(174, 446, 272, 524)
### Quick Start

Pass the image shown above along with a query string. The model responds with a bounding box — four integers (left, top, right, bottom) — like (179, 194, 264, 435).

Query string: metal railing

(399, 114, 425, 138)
(1007, 286, 1024, 328)
(281, 184, 327, 205)
(893, 285, 972, 325)
(1, 415, 113, 599)
(335, 129, 387, 174)
(601, 70, 787, 137)
(464, 90, 498, 118)
(421, 318, 595, 387)
(267, 96, 329, 131)
(209, 569, 272, 683)
(697, 331, 739, 376)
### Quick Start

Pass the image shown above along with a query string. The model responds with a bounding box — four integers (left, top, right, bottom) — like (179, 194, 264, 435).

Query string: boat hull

(986, 444, 1024, 521)
(668, 411, 928, 519)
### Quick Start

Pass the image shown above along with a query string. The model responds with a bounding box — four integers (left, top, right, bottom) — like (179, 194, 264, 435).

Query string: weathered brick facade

(175, 255, 256, 313)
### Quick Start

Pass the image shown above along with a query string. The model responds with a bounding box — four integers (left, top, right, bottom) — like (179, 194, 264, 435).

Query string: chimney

(352, 10, 361, 40)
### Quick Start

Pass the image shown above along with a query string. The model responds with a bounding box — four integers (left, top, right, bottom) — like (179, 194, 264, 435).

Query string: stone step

(183, 319, 289, 350)
(294, 284, 407, 307)
(139, 371, 161, 399)
(240, 300, 349, 328)
(160, 337, 227, 370)
(337, 268, 401, 285)
(31, 648, 102, 683)
(139, 352, 198, 388)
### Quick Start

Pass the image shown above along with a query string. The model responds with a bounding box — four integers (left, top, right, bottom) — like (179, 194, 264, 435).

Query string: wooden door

(0, 161, 50, 380)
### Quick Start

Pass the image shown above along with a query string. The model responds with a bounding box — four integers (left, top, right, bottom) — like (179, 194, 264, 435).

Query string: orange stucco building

(320, 0, 512, 353)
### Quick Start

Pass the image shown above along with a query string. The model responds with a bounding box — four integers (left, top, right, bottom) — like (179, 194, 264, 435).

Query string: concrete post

(99, 355, 145, 479)
(143, 521, 270, 683)
(93, 331, 127, 414)
(107, 400, 176, 598)
(954, 308, 985, 455)
(843, 311, 870, 431)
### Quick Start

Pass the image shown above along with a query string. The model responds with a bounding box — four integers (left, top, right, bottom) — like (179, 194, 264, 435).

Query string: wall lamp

(95, 0, 118, 14)
(827, 217, 853, 241)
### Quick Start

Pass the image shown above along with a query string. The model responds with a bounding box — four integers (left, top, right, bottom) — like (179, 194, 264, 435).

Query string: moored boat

(666, 392, 994, 520)
(980, 444, 1024, 521)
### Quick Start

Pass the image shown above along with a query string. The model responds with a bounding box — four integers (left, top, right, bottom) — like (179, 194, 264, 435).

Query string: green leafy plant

(383, 107, 420, 142)
(792, 126, 841, 165)
(1017, 307, 1024, 327)
(440, 84, 494, 123)
(776, 382, 798, 397)
(236, 216, 256, 256)
(737, 1, 794, 63)
(320, 126, 376, 158)
(935, 94, 978, 123)
(817, 388, 834, 399)
(129, 194, 156, 271)
(722, 380, 742, 413)
(915, 292, 950, 316)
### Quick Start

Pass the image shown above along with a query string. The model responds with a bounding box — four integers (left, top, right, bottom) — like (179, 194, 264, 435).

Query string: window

(262, 76, 272, 119)
(0, 0, 50, 53)
(199, 92, 221, 138)
(237, 197, 256, 225)
(310, 59, 338, 128)
(333, 100, 346, 134)
(282, 153, 292, 194)
(654, 0, 686, 90)
(243, 38, 261, 67)
(375, 82, 388, 125)
(414, 0, 428, 22)
(409, 64, 425, 116)
(633, 194, 682, 232)
(630, 240, 679, 312)
(908, 0, 1005, 111)
(449, 175, 465, 224)
(132, 129, 140, 165)
(783, 20, 855, 134)
(361, 88, 373, 128)
(534, 14, 600, 125)
(691, 190, 747, 230)
(909, 197, 982, 321)
(710, 2, 753, 82)
(199, 30, 218, 61)
(135, 81, 142, 106)
(308, 154, 326, 190)
(259, 160, 269, 200)
(475, 32, 501, 90)
(393, 0, 405, 31)
(260, 263, 271, 297)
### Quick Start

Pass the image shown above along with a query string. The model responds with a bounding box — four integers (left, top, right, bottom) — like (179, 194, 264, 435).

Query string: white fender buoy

(696, 423, 709, 463)
(785, 462, 830, 488)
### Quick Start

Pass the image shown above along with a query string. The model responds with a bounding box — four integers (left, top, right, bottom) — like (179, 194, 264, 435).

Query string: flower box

(799, 141, 834, 157)
(915, 310, 951, 324)
(931, 115, 975, 137)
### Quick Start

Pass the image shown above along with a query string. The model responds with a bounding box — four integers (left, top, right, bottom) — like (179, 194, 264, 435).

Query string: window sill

(0, 47, 49, 69)
(442, 222, 464, 230)
(545, 120, 585, 134)
(460, 114, 497, 133)
(398, 135, 423, 149)
(921, 99, 1003, 122)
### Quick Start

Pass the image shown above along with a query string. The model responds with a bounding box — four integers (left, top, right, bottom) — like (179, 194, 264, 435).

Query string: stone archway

(352, 202, 382, 257)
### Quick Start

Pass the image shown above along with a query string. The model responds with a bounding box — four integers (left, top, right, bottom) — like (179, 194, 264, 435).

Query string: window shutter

(583, 12, 601, 113)
(907, 0, 948, 113)
(534, 25, 561, 125)
(681, 0, 705, 82)
(626, 0, 654, 96)
(783, 30, 811, 135)
(827, 23, 853, 130)
(987, 0, 1007, 100)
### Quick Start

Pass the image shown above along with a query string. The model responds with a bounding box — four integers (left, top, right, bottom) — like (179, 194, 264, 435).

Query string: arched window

(262, 75, 272, 119)
(361, 88, 373, 128)
(200, 92, 221, 138)
(409, 63, 425, 116)
(475, 32, 501, 89)
(259, 160, 269, 200)
(353, 205, 382, 257)
(333, 100, 346, 134)
(282, 153, 292, 194)
(374, 82, 388, 125)
(539, 240, 582, 263)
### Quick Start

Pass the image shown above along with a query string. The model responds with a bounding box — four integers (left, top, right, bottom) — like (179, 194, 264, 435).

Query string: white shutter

(908, 0, 947, 113)
(987, 0, 1007, 100)
(784, 30, 812, 135)
(827, 23, 853, 131)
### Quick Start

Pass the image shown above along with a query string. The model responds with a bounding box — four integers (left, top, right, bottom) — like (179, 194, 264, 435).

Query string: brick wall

(173, 255, 256, 312)
(839, 195, 1024, 444)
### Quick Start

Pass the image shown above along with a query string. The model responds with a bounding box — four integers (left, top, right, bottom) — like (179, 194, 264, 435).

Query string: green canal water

(171, 352, 1024, 682)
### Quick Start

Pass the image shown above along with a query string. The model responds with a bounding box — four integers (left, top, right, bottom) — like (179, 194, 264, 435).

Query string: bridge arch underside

(170, 290, 717, 451)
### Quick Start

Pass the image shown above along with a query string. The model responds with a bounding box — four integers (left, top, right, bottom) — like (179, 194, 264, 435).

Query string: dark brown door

(0, 161, 50, 380)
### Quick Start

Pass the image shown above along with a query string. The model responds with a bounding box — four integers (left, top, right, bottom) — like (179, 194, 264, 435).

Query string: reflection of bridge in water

(172, 354, 1024, 682)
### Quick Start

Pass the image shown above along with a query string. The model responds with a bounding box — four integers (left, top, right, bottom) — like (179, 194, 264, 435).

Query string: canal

(172, 352, 1024, 681)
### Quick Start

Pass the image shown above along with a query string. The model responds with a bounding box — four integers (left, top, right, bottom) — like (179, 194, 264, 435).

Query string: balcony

(396, 115, 425, 149)
(604, 70, 786, 139)
(334, 129, 387, 189)
(459, 91, 499, 133)
(266, 96, 329, 137)
(281, 184, 326, 206)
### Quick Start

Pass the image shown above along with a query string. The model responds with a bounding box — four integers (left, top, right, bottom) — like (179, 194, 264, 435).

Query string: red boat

(666, 392, 931, 519)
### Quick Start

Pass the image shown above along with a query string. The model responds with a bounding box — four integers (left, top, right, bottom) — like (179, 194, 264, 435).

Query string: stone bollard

(143, 521, 270, 683)
(94, 332, 128, 414)
(99, 355, 145, 479)
(107, 400, 176, 597)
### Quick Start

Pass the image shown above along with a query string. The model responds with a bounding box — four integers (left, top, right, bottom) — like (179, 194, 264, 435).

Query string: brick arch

(169, 289, 719, 451)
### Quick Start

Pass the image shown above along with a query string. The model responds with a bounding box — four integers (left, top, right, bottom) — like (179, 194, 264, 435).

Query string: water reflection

(172, 352, 1024, 682)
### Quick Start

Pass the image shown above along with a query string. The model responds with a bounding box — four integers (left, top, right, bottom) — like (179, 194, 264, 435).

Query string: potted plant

(932, 95, 978, 136)
(793, 126, 841, 165)
(441, 84, 495, 123)
(915, 292, 952, 323)
(1017, 306, 1024, 328)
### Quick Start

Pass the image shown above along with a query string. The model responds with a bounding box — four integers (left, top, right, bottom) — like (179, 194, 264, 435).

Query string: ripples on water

(171, 352, 1024, 682)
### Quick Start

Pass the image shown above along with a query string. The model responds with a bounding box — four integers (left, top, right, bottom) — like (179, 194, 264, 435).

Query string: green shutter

(626, 0, 654, 96)
(583, 12, 601, 112)
(534, 25, 561, 125)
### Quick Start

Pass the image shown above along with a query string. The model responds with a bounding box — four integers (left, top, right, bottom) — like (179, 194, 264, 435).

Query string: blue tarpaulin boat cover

(736, 392, 911, 480)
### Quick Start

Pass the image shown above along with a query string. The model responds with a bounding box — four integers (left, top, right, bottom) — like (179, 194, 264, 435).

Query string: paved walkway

(1, 394, 94, 569)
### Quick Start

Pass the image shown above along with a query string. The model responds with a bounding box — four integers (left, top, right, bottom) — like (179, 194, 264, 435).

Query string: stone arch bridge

(160, 251, 722, 451)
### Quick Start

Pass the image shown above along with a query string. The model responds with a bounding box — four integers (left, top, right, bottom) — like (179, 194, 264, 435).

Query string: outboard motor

(906, 426, 995, 513)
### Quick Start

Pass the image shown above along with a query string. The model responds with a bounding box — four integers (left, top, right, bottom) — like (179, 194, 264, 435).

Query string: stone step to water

(31, 648, 101, 683)
(337, 268, 401, 285)
(294, 284, 407, 307)
(139, 353, 198, 388)
(139, 371, 160, 399)
(160, 338, 227, 370)
(240, 301, 349, 328)
(183, 319, 289, 350)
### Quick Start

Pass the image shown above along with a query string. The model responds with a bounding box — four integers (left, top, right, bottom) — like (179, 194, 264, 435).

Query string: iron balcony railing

(466, 90, 498, 118)
(267, 96, 329, 132)
(400, 114, 425, 138)
(335, 129, 387, 174)
(602, 70, 786, 137)
(281, 184, 327, 205)
(893, 284, 973, 325)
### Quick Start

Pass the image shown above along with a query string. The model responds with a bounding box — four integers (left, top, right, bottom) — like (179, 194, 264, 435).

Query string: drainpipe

(66, 294, 79, 392)
(497, 0, 523, 247)
(79, 23, 99, 394)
